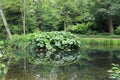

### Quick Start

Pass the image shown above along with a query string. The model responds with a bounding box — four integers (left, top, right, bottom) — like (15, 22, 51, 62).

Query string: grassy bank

(78, 34, 120, 38)
(80, 38, 120, 46)
(79, 38, 120, 51)
(79, 37, 120, 49)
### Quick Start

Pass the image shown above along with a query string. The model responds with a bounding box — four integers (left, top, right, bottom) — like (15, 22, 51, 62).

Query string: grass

(77, 34, 120, 38)
(77, 34, 120, 51)
(80, 38, 120, 46)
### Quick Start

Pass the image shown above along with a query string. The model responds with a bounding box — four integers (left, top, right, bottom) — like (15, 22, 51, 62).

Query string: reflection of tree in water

(28, 50, 95, 66)
(49, 68, 57, 80)
(6, 49, 120, 80)
(68, 73, 77, 80)
(29, 49, 116, 66)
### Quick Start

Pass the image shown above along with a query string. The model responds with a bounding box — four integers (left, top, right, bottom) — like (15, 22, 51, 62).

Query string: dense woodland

(0, 0, 120, 39)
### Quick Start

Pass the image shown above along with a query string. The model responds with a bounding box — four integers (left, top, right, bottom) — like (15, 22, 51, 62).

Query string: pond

(5, 47, 120, 80)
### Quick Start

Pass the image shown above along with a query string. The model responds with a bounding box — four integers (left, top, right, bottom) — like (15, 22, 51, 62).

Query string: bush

(31, 31, 81, 51)
(11, 32, 81, 51)
(66, 23, 88, 34)
(11, 33, 36, 50)
(0, 41, 9, 79)
(115, 26, 120, 34)
(66, 22, 94, 34)
(66, 25, 77, 33)
(76, 23, 88, 34)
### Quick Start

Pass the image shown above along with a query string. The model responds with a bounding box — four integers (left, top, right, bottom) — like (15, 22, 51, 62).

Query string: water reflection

(29, 50, 96, 66)
(5, 48, 120, 80)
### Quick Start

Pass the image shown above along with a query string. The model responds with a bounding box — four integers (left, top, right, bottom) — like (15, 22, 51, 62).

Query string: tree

(23, 0, 26, 35)
(91, 0, 120, 34)
(23, 0, 38, 33)
(35, 0, 61, 31)
(0, 0, 38, 36)
(57, 0, 78, 31)
(0, 4, 12, 40)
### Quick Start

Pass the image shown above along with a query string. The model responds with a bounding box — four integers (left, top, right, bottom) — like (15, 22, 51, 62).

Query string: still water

(6, 48, 120, 80)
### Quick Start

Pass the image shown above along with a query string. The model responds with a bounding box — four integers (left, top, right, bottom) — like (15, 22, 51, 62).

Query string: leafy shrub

(66, 23, 87, 34)
(115, 26, 120, 34)
(0, 41, 4, 49)
(31, 31, 81, 51)
(76, 23, 88, 34)
(0, 41, 8, 79)
(11, 32, 81, 51)
(66, 22, 94, 34)
(107, 64, 120, 80)
(66, 25, 77, 33)
(11, 33, 37, 49)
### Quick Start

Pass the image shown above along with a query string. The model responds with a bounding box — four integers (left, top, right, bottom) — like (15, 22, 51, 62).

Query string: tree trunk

(64, 6, 67, 31)
(0, 4, 12, 40)
(108, 16, 113, 34)
(23, 0, 26, 35)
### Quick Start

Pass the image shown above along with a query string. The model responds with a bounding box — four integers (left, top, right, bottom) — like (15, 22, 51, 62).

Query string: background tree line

(1, 0, 120, 39)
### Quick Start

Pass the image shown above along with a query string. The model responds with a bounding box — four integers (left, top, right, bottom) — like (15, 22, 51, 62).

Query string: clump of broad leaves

(31, 31, 81, 51)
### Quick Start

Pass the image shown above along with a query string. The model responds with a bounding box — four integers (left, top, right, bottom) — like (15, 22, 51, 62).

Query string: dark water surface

(6, 49, 120, 80)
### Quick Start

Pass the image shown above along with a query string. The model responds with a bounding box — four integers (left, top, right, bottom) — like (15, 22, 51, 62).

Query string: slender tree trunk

(23, 0, 26, 35)
(64, 6, 67, 31)
(108, 16, 113, 34)
(0, 4, 12, 40)
(23, 1, 27, 79)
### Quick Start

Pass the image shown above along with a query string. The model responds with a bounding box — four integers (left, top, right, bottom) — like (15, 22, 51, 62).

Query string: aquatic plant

(107, 64, 120, 80)
(31, 31, 81, 51)
(11, 32, 81, 51)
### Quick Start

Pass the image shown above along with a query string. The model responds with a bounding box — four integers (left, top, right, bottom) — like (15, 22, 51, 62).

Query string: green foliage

(0, 63, 8, 79)
(66, 24, 87, 34)
(9, 32, 81, 66)
(0, 41, 4, 51)
(0, 0, 38, 39)
(1, 0, 120, 39)
(94, 0, 120, 16)
(0, 41, 8, 60)
(11, 32, 81, 51)
(0, 41, 8, 79)
(1, 0, 22, 34)
(11, 33, 35, 49)
(74, 23, 88, 34)
(107, 64, 120, 80)
(89, 0, 120, 33)
(35, 0, 92, 31)
(35, 0, 61, 31)
(31, 31, 81, 51)
(66, 22, 94, 34)
(115, 26, 120, 34)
